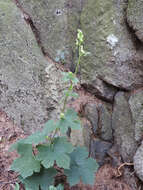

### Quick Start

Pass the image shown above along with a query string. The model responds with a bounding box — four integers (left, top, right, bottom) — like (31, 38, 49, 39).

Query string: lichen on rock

(112, 92, 137, 162)
(80, 0, 143, 92)
(17, 0, 82, 69)
(0, 0, 66, 132)
(127, 0, 143, 42)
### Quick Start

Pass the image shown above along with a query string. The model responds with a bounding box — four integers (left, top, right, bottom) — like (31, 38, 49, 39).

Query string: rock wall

(0, 0, 67, 133)
(0, 0, 143, 189)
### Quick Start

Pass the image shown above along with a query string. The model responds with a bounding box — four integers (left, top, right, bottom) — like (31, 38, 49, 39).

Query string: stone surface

(90, 138, 112, 166)
(0, 0, 65, 132)
(80, 0, 143, 90)
(70, 119, 92, 148)
(112, 92, 137, 162)
(134, 141, 143, 181)
(82, 78, 117, 102)
(127, 0, 143, 42)
(18, 0, 82, 68)
(129, 89, 143, 142)
(84, 103, 99, 135)
(99, 104, 112, 141)
(85, 102, 113, 141)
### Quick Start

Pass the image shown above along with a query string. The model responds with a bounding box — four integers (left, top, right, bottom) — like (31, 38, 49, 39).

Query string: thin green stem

(52, 82, 73, 139)
(52, 30, 83, 139)
(75, 45, 81, 75)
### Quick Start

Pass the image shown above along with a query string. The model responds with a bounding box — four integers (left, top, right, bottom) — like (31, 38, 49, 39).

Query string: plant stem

(75, 45, 81, 75)
(52, 31, 82, 138)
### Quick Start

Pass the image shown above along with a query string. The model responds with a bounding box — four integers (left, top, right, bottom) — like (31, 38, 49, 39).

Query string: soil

(0, 111, 135, 190)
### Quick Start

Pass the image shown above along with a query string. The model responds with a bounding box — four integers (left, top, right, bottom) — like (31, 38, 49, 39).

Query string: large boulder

(17, 0, 82, 69)
(90, 138, 112, 166)
(80, 0, 143, 96)
(134, 141, 143, 181)
(85, 102, 112, 141)
(0, 0, 65, 132)
(129, 90, 143, 142)
(127, 0, 143, 42)
(112, 92, 137, 162)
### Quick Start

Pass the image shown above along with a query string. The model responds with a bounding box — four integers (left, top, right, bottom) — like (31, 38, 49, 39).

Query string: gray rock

(127, 0, 143, 42)
(80, 0, 143, 90)
(84, 103, 98, 134)
(85, 102, 113, 141)
(82, 78, 117, 102)
(112, 92, 137, 162)
(70, 119, 92, 148)
(129, 90, 143, 142)
(99, 104, 113, 141)
(134, 111, 143, 142)
(123, 168, 138, 190)
(0, 0, 65, 132)
(90, 138, 112, 166)
(134, 141, 143, 182)
(18, 0, 82, 68)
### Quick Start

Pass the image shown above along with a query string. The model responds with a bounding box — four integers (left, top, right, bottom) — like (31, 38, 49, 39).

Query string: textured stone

(90, 138, 112, 166)
(82, 78, 117, 102)
(70, 129, 84, 147)
(129, 90, 143, 142)
(70, 119, 92, 148)
(0, 0, 65, 132)
(85, 102, 113, 141)
(80, 0, 143, 90)
(112, 92, 137, 162)
(18, 0, 82, 68)
(99, 104, 112, 141)
(84, 103, 98, 134)
(134, 141, 143, 182)
(127, 0, 143, 42)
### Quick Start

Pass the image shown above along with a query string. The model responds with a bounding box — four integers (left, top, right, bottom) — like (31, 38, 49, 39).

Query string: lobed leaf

(9, 120, 57, 152)
(65, 147, 99, 186)
(20, 168, 57, 190)
(11, 144, 41, 179)
(56, 109, 81, 134)
(36, 137, 74, 169)
(23, 120, 57, 145)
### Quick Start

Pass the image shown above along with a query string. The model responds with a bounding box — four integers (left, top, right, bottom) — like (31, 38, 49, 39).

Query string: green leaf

(64, 90, 79, 98)
(11, 144, 41, 179)
(49, 185, 57, 190)
(9, 139, 26, 152)
(56, 109, 81, 134)
(62, 72, 79, 85)
(9, 120, 57, 151)
(14, 183, 20, 190)
(57, 184, 64, 190)
(36, 137, 74, 169)
(20, 168, 57, 190)
(23, 120, 57, 145)
(65, 147, 99, 186)
(70, 92, 79, 98)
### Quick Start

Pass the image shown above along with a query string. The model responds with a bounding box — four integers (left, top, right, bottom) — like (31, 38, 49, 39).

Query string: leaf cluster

(11, 134, 98, 189)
